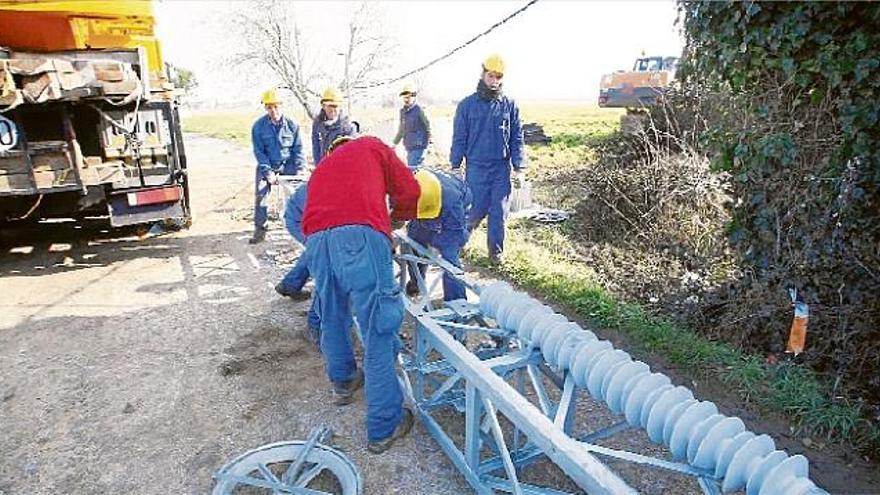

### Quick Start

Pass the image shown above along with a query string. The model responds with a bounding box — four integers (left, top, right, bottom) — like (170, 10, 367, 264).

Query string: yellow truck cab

(0, 0, 190, 228)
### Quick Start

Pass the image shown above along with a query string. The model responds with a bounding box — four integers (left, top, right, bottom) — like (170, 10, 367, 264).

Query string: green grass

(520, 103, 622, 170)
(182, 110, 261, 147)
(465, 221, 880, 456)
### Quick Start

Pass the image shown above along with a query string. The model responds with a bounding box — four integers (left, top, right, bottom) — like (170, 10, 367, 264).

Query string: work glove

(450, 166, 465, 179)
(512, 170, 525, 189)
(265, 171, 279, 185)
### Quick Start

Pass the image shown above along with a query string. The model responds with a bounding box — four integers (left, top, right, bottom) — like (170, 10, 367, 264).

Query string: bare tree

(230, 0, 323, 120)
(341, 2, 397, 113)
(229, 1, 396, 119)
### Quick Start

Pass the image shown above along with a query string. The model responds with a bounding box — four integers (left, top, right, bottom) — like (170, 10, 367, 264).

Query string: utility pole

(338, 51, 352, 115)
(345, 56, 352, 116)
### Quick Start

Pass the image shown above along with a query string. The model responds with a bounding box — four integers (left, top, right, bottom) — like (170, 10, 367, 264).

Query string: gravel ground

(0, 134, 859, 494)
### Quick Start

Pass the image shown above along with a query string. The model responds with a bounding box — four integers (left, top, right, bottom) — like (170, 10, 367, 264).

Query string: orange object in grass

(786, 302, 809, 355)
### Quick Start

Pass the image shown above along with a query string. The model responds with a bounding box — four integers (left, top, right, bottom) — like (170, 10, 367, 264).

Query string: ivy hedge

(676, 1, 879, 420)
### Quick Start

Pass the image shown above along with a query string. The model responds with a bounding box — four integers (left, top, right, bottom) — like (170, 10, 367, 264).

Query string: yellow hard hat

(399, 83, 417, 96)
(482, 54, 506, 75)
(414, 170, 442, 220)
(261, 87, 282, 105)
(321, 87, 342, 105)
(328, 135, 354, 154)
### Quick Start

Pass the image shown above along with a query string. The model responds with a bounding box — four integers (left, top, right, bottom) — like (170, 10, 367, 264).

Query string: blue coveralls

(394, 103, 431, 169)
(280, 184, 321, 334)
(306, 225, 404, 441)
(252, 114, 305, 231)
(407, 171, 472, 301)
(450, 91, 524, 257)
(311, 112, 357, 164)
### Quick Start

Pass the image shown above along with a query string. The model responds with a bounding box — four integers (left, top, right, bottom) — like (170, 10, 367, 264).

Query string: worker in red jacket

(302, 135, 421, 454)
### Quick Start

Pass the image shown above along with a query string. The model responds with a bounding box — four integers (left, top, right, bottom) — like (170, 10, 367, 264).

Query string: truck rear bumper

(107, 185, 186, 227)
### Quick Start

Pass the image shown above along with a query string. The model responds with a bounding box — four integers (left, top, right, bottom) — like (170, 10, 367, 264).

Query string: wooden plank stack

(0, 141, 79, 193)
(0, 53, 142, 108)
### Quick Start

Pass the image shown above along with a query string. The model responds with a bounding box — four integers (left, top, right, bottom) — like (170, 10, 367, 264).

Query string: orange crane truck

(0, 0, 190, 229)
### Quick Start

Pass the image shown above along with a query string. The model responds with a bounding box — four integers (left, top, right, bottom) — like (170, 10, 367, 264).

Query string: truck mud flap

(107, 185, 186, 227)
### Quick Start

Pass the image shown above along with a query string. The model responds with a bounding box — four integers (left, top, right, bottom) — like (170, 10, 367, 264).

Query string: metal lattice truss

(394, 232, 827, 495)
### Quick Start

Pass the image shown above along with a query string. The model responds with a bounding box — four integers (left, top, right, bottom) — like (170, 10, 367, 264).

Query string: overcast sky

(155, 0, 684, 106)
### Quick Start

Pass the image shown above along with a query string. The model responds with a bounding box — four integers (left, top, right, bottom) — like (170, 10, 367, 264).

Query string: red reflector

(127, 186, 181, 207)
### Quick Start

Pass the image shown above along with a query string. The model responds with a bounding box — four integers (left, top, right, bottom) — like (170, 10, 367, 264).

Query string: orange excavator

(598, 55, 678, 109)
(0, 0, 190, 228)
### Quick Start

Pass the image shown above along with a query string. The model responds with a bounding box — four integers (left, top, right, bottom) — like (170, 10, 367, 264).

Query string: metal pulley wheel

(213, 426, 362, 495)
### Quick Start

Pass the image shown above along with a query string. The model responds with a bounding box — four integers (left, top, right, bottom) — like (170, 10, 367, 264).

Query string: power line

(353, 0, 541, 90)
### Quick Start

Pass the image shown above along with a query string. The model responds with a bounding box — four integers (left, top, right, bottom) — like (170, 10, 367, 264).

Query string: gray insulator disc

(669, 401, 718, 460)
(645, 386, 694, 443)
(604, 361, 650, 413)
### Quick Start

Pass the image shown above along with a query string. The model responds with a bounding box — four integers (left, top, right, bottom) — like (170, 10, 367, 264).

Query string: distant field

(181, 102, 623, 168)
(181, 110, 262, 147)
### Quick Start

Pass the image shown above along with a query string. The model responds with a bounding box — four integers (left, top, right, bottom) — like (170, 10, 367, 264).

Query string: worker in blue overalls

(302, 135, 422, 454)
(405, 168, 472, 301)
(250, 88, 305, 244)
(393, 83, 431, 169)
(276, 182, 321, 345)
(450, 54, 525, 262)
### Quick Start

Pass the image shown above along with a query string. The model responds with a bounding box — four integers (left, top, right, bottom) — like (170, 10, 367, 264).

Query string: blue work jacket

(251, 114, 305, 176)
(450, 92, 524, 170)
(394, 103, 430, 151)
(408, 170, 472, 244)
(284, 182, 308, 244)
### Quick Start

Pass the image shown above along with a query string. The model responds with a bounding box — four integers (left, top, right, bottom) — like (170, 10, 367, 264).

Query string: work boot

(275, 283, 311, 301)
(332, 369, 364, 406)
(405, 280, 420, 297)
(249, 228, 267, 244)
(368, 407, 414, 454)
(488, 252, 504, 265)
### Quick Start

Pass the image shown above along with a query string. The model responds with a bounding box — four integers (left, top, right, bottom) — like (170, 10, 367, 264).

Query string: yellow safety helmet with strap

(321, 87, 342, 105)
(328, 135, 354, 154)
(414, 170, 442, 220)
(261, 87, 282, 105)
(482, 54, 506, 75)
(399, 83, 417, 96)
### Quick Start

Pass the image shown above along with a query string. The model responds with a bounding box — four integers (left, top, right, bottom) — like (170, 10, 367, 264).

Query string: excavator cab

(599, 55, 679, 109)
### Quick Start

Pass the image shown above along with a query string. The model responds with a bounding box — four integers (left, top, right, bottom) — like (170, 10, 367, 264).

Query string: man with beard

(449, 54, 525, 262)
